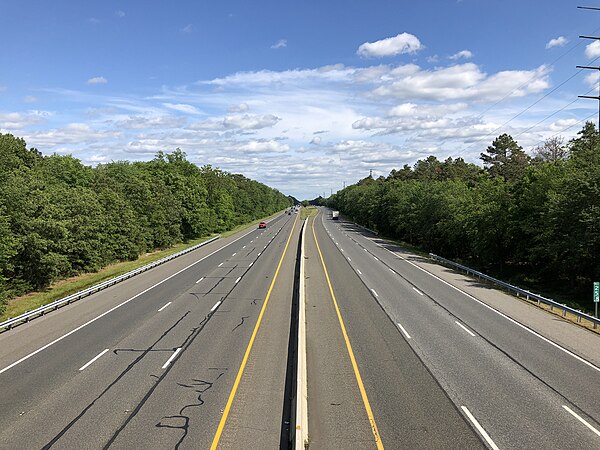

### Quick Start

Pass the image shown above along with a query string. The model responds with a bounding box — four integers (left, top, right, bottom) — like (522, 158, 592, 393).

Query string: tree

(533, 136, 568, 163)
(480, 134, 530, 181)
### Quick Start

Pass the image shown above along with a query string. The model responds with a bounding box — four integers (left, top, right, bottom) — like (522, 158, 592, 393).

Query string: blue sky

(1, 0, 600, 199)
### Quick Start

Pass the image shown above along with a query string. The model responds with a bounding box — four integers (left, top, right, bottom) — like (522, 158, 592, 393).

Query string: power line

(527, 110, 597, 150)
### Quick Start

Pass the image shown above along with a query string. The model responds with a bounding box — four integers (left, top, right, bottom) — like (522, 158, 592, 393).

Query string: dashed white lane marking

(79, 348, 110, 371)
(461, 406, 499, 450)
(162, 348, 182, 369)
(249, 262, 254, 267)
(373, 256, 379, 261)
(232, 252, 236, 257)
(218, 262, 223, 267)
(347, 257, 351, 262)
(195, 277, 204, 284)
(210, 301, 222, 313)
(455, 321, 476, 337)
(371, 289, 379, 297)
(563, 405, 600, 437)
(158, 302, 172, 312)
(242, 245, 246, 249)
(235, 276, 241, 284)
(340, 248, 344, 252)
(397, 323, 411, 339)
(412, 287, 423, 296)
(357, 269, 362, 275)
(389, 268, 395, 273)
(257, 252, 261, 256)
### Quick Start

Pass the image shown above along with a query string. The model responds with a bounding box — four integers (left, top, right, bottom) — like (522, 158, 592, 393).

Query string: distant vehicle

(332, 211, 339, 220)
(259, 222, 267, 228)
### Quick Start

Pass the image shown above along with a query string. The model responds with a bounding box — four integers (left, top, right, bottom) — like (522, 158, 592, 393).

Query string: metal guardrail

(429, 253, 600, 329)
(0, 235, 221, 332)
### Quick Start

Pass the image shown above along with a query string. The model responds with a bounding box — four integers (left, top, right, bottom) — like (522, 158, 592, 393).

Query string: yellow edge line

(311, 212, 385, 449)
(210, 214, 298, 449)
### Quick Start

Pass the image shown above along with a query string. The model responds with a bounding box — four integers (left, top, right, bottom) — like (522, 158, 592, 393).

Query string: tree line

(328, 123, 600, 310)
(0, 133, 291, 313)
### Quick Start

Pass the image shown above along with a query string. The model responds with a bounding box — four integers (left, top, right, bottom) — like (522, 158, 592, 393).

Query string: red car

(258, 222, 267, 229)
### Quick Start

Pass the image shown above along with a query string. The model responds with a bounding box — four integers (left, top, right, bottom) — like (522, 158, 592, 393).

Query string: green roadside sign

(595, 282, 600, 303)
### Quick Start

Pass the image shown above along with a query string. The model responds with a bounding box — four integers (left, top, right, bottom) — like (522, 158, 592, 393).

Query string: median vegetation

(328, 124, 600, 312)
(0, 133, 291, 315)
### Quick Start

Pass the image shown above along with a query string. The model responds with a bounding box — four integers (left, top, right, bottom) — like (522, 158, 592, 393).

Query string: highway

(0, 212, 300, 449)
(318, 208, 600, 449)
(1, 206, 599, 449)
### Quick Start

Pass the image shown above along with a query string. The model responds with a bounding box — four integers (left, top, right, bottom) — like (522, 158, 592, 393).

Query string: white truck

(332, 210, 339, 220)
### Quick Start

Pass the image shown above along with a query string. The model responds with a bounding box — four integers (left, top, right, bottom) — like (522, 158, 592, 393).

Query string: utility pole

(578, 7, 600, 129)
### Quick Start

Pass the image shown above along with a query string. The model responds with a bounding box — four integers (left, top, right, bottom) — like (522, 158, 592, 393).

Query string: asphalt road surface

(318, 208, 600, 449)
(0, 212, 299, 449)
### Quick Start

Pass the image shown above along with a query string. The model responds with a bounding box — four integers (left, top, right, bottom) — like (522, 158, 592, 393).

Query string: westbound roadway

(0, 212, 300, 449)
(317, 207, 600, 449)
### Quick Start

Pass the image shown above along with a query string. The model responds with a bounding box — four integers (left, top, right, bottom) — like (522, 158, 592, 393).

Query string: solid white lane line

(249, 262, 253, 267)
(397, 323, 411, 339)
(371, 289, 379, 297)
(195, 277, 204, 284)
(461, 406, 499, 450)
(218, 262, 223, 267)
(0, 226, 261, 376)
(232, 252, 236, 257)
(412, 287, 423, 296)
(375, 241, 600, 374)
(563, 405, 600, 437)
(158, 302, 172, 312)
(455, 321, 476, 337)
(210, 301, 222, 313)
(235, 277, 241, 284)
(357, 269, 362, 275)
(79, 348, 110, 371)
(162, 348, 182, 369)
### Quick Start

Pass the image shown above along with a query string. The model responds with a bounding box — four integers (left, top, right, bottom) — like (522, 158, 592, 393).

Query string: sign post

(594, 282, 599, 318)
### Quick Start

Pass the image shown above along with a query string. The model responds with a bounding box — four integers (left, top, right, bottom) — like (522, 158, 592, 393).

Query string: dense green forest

(0, 133, 291, 313)
(328, 123, 600, 310)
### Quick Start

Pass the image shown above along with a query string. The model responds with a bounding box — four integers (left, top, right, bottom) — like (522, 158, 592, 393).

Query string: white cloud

(0, 110, 49, 129)
(271, 39, 287, 49)
(310, 136, 321, 145)
(426, 55, 440, 63)
(546, 36, 568, 49)
(584, 71, 600, 87)
(585, 40, 600, 59)
(115, 10, 126, 18)
(357, 33, 422, 58)
(449, 50, 473, 60)
(189, 114, 281, 131)
(228, 102, 249, 112)
(0, 85, 7, 92)
(181, 24, 193, 33)
(370, 63, 550, 102)
(114, 115, 187, 129)
(87, 76, 108, 85)
(23, 95, 38, 103)
(227, 139, 289, 154)
(163, 103, 201, 114)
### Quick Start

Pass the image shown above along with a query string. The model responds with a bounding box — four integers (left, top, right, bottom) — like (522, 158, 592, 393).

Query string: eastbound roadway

(316, 207, 600, 449)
